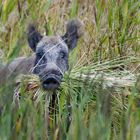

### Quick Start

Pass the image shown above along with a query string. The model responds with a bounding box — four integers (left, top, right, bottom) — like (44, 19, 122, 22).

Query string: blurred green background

(1, 0, 140, 140)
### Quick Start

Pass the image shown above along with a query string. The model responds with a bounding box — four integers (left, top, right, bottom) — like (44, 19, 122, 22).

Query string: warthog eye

(36, 51, 44, 58)
(60, 51, 66, 59)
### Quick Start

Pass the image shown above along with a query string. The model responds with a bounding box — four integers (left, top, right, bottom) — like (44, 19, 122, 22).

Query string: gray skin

(33, 36, 69, 90)
(0, 19, 82, 90)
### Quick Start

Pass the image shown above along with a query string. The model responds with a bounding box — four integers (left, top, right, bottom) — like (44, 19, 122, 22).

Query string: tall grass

(0, 0, 140, 140)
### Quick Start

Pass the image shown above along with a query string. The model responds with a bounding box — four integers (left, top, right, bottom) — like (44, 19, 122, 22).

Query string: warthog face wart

(27, 19, 82, 90)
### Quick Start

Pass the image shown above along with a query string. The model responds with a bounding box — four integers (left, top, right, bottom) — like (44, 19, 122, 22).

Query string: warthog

(0, 19, 82, 90)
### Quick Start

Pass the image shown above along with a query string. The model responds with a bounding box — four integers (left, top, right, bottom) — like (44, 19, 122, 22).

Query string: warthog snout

(39, 64, 63, 90)
(27, 19, 83, 90)
(42, 75, 61, 90)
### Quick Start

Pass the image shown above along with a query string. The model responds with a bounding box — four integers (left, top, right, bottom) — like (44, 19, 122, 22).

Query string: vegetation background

(0, 0, 140, 140)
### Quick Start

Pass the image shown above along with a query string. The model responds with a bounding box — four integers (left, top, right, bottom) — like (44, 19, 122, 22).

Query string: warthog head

(27, 19, 82, 90)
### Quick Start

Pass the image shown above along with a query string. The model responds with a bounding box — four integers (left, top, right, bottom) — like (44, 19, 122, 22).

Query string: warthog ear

(62, 19, 83, 50)
(27, 24, 42, 52)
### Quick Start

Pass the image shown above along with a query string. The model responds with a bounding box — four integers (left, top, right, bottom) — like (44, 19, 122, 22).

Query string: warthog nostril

(42, 76, 61, 90)
(45, 77, 59, 84)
